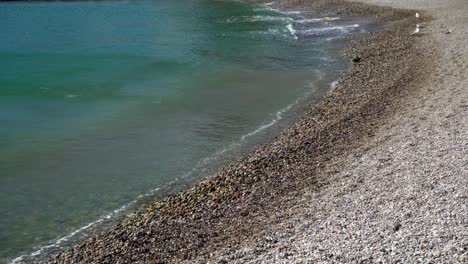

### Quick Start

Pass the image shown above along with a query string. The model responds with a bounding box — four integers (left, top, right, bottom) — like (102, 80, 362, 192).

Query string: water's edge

(6, 1, 385, 263)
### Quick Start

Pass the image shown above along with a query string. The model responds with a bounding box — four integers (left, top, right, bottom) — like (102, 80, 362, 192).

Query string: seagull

(443, 29, 452, 34)
(415, 12, 420, 18)
(412, 24, 421, 35)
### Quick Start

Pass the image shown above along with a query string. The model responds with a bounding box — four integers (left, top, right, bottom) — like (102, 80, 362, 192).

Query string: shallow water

(0, 0, 368, 262)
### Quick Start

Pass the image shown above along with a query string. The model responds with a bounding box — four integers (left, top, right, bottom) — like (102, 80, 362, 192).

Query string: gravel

(32, 0, 467, 263)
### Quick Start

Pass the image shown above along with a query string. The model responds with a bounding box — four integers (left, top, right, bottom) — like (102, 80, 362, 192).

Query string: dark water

(0, 0, 368, 262)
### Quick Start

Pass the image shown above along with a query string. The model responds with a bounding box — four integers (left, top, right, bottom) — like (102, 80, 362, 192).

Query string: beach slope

(43, 0, 467, 263)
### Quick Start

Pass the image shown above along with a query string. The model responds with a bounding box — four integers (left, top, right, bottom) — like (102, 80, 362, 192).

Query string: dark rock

(393, 223, 402, 232)
(353, 57, 362, 63)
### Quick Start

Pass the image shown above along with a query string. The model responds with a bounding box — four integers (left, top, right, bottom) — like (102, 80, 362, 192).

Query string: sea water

(0, 0, 368, 262)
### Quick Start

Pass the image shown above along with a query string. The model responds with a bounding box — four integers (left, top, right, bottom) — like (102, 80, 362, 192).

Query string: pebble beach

(35, 0, 467, 263)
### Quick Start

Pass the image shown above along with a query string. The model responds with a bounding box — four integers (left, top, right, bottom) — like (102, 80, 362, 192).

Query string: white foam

(240, 103, 295, 141)
(179, 103, 296, 180)
(184, 75, 329, 174)
(254, 4, 287, 15)
(283, 11, 302, 15)
(239, 71, 325, 142)
(226, 15, 293, 23)
(262, 2, 275, 6)
(320, 55, 337, 63)
(258, 6, 280, 12)
(65, 94, 78, 99)
(252, 15, 294, 22)
(295, 17, 340, 23)
(262, 7, 303, 15)
(286, 24, 298, 40)
(328, 24, 360, 30)
(330, 80, 339, 90)
(267, 28, 281, 35)
(299, 24, 360, 34)
(326, 36, 342, 41)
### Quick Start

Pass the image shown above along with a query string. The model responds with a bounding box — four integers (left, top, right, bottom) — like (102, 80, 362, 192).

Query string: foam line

(282, 11, 302, 15)
(226, 15, 294, 23)
(240, 103, 295, 141)
(295, 17, 340, 23)
(240, 70, 325, 142)
(299, 24, 360, 34)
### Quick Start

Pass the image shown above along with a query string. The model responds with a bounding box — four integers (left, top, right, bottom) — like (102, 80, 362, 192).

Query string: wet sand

(40, 0, 467, 263)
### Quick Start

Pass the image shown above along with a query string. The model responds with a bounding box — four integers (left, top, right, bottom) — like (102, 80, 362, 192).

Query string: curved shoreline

(39, 0, 436, 263)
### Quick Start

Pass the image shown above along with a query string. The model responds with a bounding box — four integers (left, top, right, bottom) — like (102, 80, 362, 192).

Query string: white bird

(412, 24, 421, 35)
(443, 29, 452, 34)
(415, 12, 420, 18)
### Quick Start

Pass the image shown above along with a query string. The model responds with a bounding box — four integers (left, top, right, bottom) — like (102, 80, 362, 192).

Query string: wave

(286, 24, 299, 40)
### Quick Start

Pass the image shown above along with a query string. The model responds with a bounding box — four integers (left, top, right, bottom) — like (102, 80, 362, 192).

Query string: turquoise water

(0, 0, 367, 262)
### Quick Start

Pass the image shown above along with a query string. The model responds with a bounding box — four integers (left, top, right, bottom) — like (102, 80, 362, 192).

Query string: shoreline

(34, 0, 441, 263)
